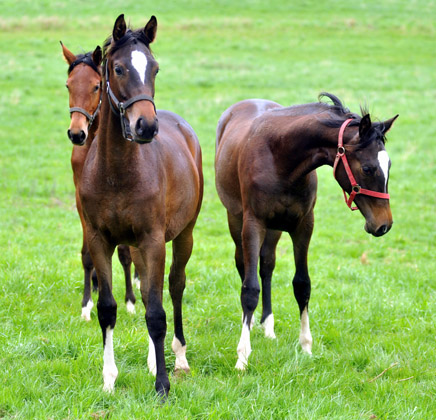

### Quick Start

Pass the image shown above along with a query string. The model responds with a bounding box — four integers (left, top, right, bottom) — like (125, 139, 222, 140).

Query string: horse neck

(271, 117, 355, 181)
(96, 97, 140, 169)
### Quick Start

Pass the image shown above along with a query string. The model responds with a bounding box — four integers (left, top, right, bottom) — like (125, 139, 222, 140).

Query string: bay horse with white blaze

(79, 15, 203, 396)
(215, 93, 397, 369)
(61, 43, 136, 320)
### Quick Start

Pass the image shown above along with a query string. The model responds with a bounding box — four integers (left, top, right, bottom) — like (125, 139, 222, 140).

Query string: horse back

(215, 99, 282, 215)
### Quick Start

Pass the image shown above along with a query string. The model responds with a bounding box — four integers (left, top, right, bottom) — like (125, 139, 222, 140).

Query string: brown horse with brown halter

(79, 15, 203, 396)
(215, 93, 397, 370)
(61, 43, 137, 321)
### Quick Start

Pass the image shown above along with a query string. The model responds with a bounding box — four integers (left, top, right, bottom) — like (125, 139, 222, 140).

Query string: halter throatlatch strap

(105, 62, 156, 142)
(333, 118, 390, 211)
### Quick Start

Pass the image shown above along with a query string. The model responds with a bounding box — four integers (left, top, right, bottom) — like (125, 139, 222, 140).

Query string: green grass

(0, 0, 435, 418)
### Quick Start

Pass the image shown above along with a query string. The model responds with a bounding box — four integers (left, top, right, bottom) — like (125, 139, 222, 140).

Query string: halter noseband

(105, 61, 156, 142)
(333, 118, 390, 211)
(68, 54, 102, 129)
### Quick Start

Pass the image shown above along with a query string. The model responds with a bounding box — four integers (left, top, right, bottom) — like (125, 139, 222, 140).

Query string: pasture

(0, 0, 435, 418)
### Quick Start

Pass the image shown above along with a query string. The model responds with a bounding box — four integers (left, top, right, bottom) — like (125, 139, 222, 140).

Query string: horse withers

(61, 43, 137, 320)
(79, 15, 203, 396)
(215, 93, 397, 370)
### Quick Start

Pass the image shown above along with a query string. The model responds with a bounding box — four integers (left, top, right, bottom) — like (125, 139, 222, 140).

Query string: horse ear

(60, 41, 76, 65)
(113, 14, 127, 42)
(381, 114, 399, 134)
(359, 114, 372, 139)
(92, 46, 102, 67)
(144, 16, 157, 44)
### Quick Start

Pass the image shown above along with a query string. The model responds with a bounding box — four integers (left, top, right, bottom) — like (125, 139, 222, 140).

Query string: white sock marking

(81, 300, 93, 321)
(102, 327, 118, 392)
(241, 312, 255, 328)
(134, 276, 141, 290)
(131, 50, 147, 85)
(126, 300, 135, 314)
(377, 150, 390, 191)
(299, 307, 313, 355)
(147, 334, 157, 376)
(236, 319, 252, 370)
(261, 313, 276, 339)
(172, 336, 190, 373)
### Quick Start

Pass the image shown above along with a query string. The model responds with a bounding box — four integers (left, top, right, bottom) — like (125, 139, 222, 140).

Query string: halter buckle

(337, 146, 345, 156)
(352, 185, 361, 194)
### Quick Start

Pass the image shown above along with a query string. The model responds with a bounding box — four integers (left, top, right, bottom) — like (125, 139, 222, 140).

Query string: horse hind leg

(117, 245, 136, 314)
(259, 229, 282, 339)
(290, 213, 314, 355)
(169, 226, 196, 374)
(81, 242, 94, 321)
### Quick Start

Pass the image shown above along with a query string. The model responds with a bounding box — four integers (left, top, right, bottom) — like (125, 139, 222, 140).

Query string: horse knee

(241, 283, 260, 313)
(97, 296, 117, 330)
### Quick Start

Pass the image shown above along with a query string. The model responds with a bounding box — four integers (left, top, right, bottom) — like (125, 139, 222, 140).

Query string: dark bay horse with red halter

(79, 15, 203, 396)
(61, 43, 137, 321)
(215, 93, 398, 370)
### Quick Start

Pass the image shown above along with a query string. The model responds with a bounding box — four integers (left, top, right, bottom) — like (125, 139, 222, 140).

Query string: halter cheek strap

(69, 98, 101, 129)
(105, 62, 156, 142)
(333, 119, 390, 211)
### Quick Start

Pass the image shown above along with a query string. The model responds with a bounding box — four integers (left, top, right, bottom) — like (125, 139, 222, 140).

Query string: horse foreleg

(117, 245, 136, 314)
(169, 226, 195, 374)
(138, 238, 169, 397)
(290, 212, 314, 355)
(236, 213, 265, 370)
(80, 241, 94, 321)
(87, 231, 118, 391)
(259, 229, 282, 339)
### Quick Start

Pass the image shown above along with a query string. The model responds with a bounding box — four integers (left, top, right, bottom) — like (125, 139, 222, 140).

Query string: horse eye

(362, 166, 373, 175)
(114, 66, 123, 76)
(94, 84, 100, 92)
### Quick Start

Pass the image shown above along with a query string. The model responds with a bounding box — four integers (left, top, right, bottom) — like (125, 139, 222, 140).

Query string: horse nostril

(67, 129, 73, 140)
(135, 117, 146, 137)
(80, 130, 86, 142)
(376, 224, 389, 236)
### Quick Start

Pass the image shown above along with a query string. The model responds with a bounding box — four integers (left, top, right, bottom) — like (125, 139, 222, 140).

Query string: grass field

(0, 0, 435, 418)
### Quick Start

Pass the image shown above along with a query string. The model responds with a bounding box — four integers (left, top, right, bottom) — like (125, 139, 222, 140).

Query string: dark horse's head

(62, 43, 102, 145)
(320, 93, 398, 237)
(104, 14, 159, 143)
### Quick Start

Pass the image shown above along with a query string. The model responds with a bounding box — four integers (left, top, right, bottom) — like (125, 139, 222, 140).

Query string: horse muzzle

(364, 219, 393, 237)
(67, 128, 87, 146)
(132, 116, 159, 143)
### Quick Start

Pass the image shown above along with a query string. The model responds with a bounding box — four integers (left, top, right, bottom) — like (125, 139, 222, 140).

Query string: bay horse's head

(333, 111, 398, 237)
(61, 42, 102, 145)
(104, 14, 159, 143)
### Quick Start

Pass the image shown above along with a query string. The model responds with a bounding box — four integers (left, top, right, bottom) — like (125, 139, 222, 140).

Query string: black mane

(67, 52, 100, 75)
(317, 92, 386, 147)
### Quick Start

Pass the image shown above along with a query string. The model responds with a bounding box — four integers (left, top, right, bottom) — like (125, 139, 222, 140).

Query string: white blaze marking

(81, 300, 93, 321)
(378, 150, 390, 191)
(261, 313, 276, 339)
(131, 50, 147, 84)
(102, 327, 118, 392)
(147, 334, 157, 376)
(172, 336, 190, 373)
(299, 307, 313, 355)
(236, 319, 252, 370)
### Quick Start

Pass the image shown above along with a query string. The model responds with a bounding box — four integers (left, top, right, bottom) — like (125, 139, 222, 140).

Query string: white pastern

(102, 327, 118, 392)
(261, 313, 276, 339)
(377, 150, 390, 190)
(134, 276, 141, 290)
(299, 307, 313, 355)
(172, 336, 190, 373)
(235, 320, 252, 370)
(147, 335, 157, 376)
(131, 50, 147, 85)
(81, 300, 93, 321)
(241, 312, 255, 328)
(126, 300, 135, 314)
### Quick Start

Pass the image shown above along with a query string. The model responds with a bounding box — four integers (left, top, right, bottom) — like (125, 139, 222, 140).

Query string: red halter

(333, 119, 390, 211)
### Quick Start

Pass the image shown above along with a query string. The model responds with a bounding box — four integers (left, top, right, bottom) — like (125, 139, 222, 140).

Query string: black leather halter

(105, 61, 156, 142)
(68, 54, 102, 129)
